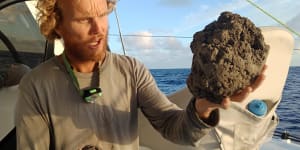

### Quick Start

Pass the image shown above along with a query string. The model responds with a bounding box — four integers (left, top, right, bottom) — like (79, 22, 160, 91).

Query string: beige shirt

(15, 52, 218, 150)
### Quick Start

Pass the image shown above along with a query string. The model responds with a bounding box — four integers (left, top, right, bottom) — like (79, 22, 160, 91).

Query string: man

(15, 0, 265, 149)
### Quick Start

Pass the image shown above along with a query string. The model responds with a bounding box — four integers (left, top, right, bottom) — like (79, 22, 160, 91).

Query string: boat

(1, 0, 300, 149)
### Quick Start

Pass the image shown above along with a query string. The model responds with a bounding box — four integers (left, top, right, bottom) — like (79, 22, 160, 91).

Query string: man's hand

(195, 65, 267, 119)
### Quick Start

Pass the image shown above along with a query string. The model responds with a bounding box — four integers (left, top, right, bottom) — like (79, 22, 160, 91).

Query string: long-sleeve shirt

(15, 52, 219, 150)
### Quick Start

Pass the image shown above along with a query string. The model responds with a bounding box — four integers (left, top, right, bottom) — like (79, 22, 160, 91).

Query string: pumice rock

(187, 11, 269, 104)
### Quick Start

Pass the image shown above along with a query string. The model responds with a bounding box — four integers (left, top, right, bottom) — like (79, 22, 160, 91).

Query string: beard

(63, 33, 108, 62)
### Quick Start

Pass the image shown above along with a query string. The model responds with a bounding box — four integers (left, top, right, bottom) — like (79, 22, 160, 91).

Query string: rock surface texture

(187, 11, 269, 104)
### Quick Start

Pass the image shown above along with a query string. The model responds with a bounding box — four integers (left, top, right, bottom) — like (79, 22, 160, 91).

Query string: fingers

(251, 65, 267, 92)
(195, 65, 267, 118)
(261, 64, 268, 74)
(221, 97, 231, 109)
(251, 74, 265, 92)
(230, 86, 252, 102)
(230, 64, 267, 102)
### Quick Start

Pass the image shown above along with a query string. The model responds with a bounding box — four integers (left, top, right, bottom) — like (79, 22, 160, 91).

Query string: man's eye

(78, 19, 90, 23)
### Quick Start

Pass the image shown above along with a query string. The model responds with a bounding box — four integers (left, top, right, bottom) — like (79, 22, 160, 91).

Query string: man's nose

(90, 17, 106, 35)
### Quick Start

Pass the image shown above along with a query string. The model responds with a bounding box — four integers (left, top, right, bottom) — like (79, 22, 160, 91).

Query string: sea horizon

(149, 66, 300, 70)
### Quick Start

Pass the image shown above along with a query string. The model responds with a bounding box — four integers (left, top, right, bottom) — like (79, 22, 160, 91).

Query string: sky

(107, 0, 300, 69)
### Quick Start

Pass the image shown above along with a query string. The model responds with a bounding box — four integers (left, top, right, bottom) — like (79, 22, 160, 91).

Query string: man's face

(56, 0, 109, 62)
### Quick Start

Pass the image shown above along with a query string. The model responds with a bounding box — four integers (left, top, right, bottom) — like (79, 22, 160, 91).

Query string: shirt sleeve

(15, 75, 53, 150)
(135, 61, 219, 146)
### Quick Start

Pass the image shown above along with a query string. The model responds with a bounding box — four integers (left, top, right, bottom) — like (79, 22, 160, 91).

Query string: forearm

(136, 62, 219, 145)
(143, 98, 219, 146)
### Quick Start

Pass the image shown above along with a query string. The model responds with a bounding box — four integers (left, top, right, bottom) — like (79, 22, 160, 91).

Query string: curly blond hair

(36, 0, 117, 41)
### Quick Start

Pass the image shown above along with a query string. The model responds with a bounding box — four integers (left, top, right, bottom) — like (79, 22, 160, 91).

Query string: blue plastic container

(247, 99, 268, 116)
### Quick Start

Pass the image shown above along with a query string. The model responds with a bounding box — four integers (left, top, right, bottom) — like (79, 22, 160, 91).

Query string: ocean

(150, 66, 300, 141)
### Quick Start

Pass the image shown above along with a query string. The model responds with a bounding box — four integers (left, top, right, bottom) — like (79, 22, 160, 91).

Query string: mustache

(88, 34, 106, 42)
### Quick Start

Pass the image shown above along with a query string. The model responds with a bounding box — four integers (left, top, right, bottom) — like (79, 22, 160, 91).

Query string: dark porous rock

(187, 11, 269, 104)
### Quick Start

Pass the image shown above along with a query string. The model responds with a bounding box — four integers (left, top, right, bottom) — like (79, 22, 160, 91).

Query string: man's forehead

(58, 0, 107, 4)
(59, 0, 109, 17)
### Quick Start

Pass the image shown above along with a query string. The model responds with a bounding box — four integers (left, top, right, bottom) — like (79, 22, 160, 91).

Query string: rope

(110, 0, 300, 52)
(246, 0, 300, 37)
(113, 8, 126, 55)
(109, 34, 192, 39)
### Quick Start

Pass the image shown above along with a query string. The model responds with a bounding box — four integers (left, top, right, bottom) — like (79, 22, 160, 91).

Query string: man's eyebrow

(78, 8, 114, 18)
(97, 10, 112, 17)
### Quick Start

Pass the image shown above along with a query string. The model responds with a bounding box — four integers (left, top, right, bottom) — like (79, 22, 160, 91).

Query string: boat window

(0, 1, 46, 68)
(0, 37, 14, 64)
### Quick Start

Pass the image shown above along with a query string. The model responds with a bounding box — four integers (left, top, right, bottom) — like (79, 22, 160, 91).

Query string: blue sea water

(150, 67, 300, 140)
